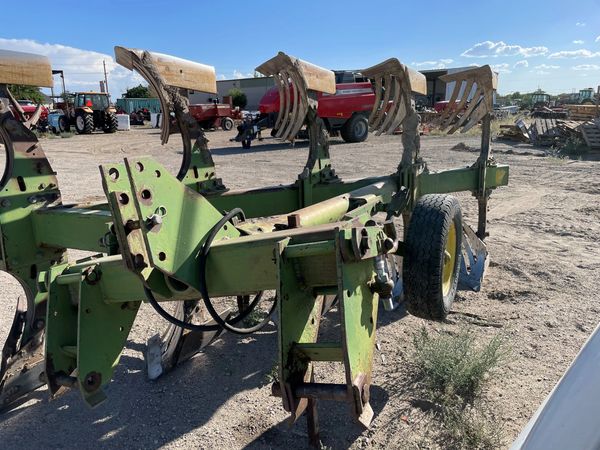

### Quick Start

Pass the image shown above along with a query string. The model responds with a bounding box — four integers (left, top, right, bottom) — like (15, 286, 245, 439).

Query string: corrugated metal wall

(116, 98, 162, 113)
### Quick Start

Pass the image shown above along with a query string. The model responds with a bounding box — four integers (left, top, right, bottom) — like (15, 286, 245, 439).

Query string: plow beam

(256, 52, 335, 142)
(362, 58, 426, 136)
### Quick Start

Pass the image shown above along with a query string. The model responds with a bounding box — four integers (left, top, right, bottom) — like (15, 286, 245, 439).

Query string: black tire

(403, 194, 462, 320)
(242, 139, 251, 149)
(340, 114, 369, 143)
(104, 113, 118, 133)
(221, 117, 234, 131)
(75, 112, 94, 134)
(58, 116, 70, 133)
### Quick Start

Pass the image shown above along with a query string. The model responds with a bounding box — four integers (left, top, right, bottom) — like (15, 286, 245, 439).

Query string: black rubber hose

(198, 208, 277, 335)
(145, 208, 275, 333)
(144, 286, 264, 332)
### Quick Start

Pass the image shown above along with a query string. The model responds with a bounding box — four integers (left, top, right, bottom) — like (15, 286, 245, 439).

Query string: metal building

(188, 76, 274, 111)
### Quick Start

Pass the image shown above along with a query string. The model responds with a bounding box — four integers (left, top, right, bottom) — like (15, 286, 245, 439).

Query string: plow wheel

(403, 194, 462, 320)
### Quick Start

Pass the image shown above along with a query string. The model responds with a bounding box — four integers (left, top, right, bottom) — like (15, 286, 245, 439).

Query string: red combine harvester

(188, 97, 243, 131)
(233, 70, 374, 148)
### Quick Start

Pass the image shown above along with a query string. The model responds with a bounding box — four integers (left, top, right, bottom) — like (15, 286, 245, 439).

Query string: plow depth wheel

(403, 194, 462, 320)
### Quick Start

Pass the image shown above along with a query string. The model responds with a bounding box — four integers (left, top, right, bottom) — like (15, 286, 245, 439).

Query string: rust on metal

(255, 52, 335, 141)
(362, 58, 426, 136)
(437, 65, 497, 133)
(114, 47, 217, 93)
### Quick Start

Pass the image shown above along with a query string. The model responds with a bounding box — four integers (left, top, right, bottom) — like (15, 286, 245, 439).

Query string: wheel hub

(442, 221, 457, 296)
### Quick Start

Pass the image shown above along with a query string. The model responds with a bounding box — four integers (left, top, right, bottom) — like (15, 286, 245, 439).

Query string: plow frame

(0, 48, 507, 445)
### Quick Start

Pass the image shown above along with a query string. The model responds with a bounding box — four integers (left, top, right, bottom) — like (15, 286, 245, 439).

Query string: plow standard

(0, 47, 508, 446)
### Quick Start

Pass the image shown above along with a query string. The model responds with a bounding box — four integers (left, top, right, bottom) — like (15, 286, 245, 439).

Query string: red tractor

(233, 70, 374, 148)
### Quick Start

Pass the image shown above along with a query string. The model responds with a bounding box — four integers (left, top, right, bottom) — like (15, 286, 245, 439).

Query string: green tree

(124, 84, 151, 98)
(228, 88, 247, 109)
(8, 85, 46, 103)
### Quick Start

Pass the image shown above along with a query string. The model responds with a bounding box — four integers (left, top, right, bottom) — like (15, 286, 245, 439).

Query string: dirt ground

(1, 126, 599, 449)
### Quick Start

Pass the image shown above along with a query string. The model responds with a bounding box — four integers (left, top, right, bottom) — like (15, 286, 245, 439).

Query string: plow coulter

(0, 47, 508, 445)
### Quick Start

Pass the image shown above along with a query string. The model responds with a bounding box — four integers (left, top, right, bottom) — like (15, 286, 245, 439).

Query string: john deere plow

(0, 47, 508, 446)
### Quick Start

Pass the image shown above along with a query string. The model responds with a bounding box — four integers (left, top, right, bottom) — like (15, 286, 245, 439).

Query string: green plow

(0, 47, 507, 446)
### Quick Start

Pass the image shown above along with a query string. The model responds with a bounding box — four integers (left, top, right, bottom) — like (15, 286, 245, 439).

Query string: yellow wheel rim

(442, 221, 457, 296)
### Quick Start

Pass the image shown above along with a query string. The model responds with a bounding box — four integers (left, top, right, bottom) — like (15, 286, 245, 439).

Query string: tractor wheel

(242, 139, 252, 149)
(403, 194, 462, 320)
(340, 114, 369, 143)
(58, 116, 70, 133)
(104, 113, 118, 133)
(75, 112, 94, 134)
(221, 117, 234, 131)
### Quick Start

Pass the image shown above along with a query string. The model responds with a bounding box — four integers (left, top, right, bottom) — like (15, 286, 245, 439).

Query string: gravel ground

(0, 127, 599, 449)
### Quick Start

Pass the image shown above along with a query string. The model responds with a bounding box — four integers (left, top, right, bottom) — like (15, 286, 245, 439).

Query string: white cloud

(572, 64, 600, 70)
(461, 40, 548, 58)
(217, 74, 226, 80)
(491, 63, 511, 73)
(514, 60, 529, 68)
(534, 64, 560, 69)
(532, 70, 550, 75)
(0, 38, 144, 98)
(596, 36, 600, 42)
(549, 49, 600, 58)
(573, 40, 584, 44)
(233, 69, 254, 79)
(576, 22, 586, 27)
(411, 58, 454, 69)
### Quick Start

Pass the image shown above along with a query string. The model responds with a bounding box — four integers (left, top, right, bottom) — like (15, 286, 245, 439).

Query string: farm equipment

(54, 91, 118, 134)
(0, 50, 52, 131)
(0, 46, 508, 446)
(233, 67, 373, 148)
(188, 100, 241, 131)
(11, 99, 49, 131)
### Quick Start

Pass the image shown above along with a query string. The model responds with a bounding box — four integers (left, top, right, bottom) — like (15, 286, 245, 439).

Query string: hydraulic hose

(198, 208, 277, 335)
(144, 208, 276, 334)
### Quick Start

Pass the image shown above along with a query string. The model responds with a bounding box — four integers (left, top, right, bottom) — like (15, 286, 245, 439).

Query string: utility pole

(103, 60, 110, 101)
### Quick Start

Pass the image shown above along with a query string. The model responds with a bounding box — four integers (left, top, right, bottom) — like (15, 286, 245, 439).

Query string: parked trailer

(188, 102, 242, 131)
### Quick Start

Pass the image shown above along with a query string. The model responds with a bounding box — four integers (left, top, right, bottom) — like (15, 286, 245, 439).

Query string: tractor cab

(333, 70, 368, 83)
(579, 88, 595, 104)
(531, 90, 550, 109)
(74, 92, 111, 110)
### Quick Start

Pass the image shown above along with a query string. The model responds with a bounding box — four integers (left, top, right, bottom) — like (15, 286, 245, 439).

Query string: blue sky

(2, 0, 600, 97)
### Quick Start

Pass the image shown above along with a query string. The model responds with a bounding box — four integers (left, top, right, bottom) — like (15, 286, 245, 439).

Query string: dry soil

(0, 127, 599, 449)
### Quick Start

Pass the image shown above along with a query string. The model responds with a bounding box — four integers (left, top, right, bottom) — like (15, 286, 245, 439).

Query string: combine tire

(340, 114, 369, 143)
(75, 112, 94, 134)
(58, 116, 70, 133)
(403, 194, 462, 320)
(104, 113, 118, 133)
(221, 117, 234, 131)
